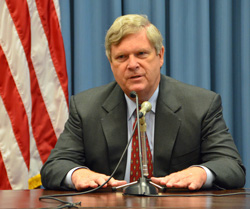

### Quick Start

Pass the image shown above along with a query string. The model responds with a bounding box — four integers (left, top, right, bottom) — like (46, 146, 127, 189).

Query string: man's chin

(128, 88, 145, 96)
(127, 83, 146, 93)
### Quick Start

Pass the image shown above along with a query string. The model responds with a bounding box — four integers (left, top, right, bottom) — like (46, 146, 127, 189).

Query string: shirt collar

(125, 86, 159, 120)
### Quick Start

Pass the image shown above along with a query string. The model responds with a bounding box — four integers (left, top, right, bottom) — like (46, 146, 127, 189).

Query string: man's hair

(105, 14, 163, 61)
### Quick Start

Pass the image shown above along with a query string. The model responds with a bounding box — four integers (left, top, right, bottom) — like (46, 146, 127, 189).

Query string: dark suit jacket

(41, 75, 245, 190)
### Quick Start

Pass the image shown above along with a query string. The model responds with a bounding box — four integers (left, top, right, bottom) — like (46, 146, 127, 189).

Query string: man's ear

(159, 46, 165, 67)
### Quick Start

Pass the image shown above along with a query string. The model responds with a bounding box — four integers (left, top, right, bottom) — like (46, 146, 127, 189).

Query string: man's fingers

(113, 180, 127, 187)
(107, 178, 127, 187)
(72, 168, 127, 190)
(150, 167, 206, 190)
(171, 179, 188, 188)
(150, 177, 165, 185)
(74, 181, 90, 191)
(89, 180, 100, 188)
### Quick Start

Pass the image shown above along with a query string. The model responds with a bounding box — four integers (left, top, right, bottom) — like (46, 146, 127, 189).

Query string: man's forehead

(110, 32, 153, 52)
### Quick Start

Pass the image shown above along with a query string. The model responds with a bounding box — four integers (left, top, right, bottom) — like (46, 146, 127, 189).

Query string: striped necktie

(130, 118, 153, 182)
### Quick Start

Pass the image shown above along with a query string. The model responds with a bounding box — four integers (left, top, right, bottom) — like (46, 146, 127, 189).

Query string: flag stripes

(35, 0, 69, 103)
(0, 44, 30, 170)
(0, 151, 11, 189)
(0, 0, 68, 189)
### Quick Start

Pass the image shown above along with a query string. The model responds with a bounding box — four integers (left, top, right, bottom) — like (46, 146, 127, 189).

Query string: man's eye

(116, 55, 126, 60)
(138, 52, 147, 57)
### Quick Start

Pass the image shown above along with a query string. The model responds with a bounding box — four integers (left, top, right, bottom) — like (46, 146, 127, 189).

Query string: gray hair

(105, 14, 163, 61)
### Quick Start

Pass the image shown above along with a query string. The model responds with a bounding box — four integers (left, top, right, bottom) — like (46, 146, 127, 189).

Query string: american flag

(0, 0, 69, 189)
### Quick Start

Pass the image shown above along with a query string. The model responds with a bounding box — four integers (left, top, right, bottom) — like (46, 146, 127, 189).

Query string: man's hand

(151, 167, 207, 190)
(71, 168, 127, 191)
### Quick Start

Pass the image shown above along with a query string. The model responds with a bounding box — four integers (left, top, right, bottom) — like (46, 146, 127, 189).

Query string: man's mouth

(131, 75, 141, 79)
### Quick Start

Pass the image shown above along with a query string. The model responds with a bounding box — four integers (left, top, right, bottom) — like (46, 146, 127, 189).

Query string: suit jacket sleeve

(199, 94, 245, 189)
(40, 95, 87, 190)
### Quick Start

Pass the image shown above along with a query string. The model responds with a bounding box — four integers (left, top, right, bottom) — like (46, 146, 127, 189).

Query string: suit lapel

(100, 84, 127, 179)
(99, 76, 182, 179)
(154, 76, 182, 177)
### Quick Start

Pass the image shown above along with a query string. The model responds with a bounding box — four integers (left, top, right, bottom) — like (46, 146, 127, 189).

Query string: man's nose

(127, 55, 139, 70)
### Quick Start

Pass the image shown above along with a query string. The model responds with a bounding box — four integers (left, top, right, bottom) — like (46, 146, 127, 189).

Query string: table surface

(0, 188, 250, 208)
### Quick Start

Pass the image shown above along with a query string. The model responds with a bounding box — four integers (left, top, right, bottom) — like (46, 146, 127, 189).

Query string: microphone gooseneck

(123, 92, 158, 196)
(129, 91, 144, 178)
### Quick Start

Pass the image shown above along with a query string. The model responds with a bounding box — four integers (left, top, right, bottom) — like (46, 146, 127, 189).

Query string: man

(41, 14, 245, 191)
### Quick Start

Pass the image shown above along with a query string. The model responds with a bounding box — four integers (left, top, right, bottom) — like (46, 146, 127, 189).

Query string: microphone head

(130, 91, 137, 98)
(139, 101, 152, 118)
(141, 101, 152, 112)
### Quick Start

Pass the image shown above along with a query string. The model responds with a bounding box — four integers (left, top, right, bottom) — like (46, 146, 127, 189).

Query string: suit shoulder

(159, 75, 221, 113)
(69, 81, 125, 117)
(72, 81, 118, 102)
(161, 75, 217, 98)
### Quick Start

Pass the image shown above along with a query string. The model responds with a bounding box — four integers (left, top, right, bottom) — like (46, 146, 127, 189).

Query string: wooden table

(0, 188, 249, 208)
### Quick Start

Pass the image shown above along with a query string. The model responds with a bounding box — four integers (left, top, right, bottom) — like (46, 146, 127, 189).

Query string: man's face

(109, 29, 164, 102)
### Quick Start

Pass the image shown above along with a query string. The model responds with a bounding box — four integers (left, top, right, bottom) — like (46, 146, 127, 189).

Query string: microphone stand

(123, 112, 158, 196)
(113, 93, 163, 196)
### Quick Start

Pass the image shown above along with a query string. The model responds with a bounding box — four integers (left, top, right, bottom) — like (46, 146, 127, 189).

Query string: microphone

(130, 92, 152, 118)
(130, 91, 137, 98)
(139, 101, 152, 118)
